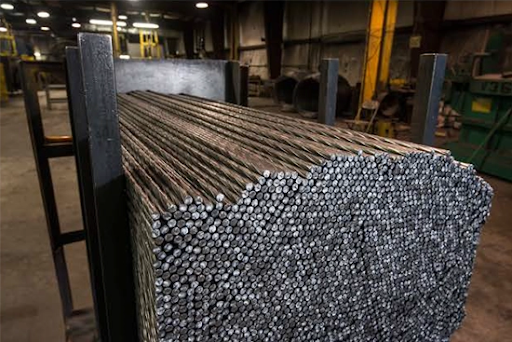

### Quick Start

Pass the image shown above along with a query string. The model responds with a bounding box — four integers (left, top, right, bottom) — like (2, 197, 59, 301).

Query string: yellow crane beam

(359, 0, 398, 108)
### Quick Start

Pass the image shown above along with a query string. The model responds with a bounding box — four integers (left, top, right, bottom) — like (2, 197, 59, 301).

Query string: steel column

(73, 33, 138, 342)
(110, 2, 120, 58)
(240, 65, 249, 106)
(410, 1, 446, 79)
(263, 1, 285, 79)
(184, 22, 194, 59)
(65, 46, 107, 341)
(318, 58, 339, 126)
(411, 53, 447, 145)
(211, 7, 226, 59)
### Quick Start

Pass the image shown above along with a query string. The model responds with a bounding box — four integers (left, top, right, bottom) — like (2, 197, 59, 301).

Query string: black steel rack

(21, 32, 244, 342)
(20, 60, 96, 341)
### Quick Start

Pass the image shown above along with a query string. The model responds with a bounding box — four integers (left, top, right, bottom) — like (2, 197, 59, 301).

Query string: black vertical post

(318, 58, 339, 126)
(211, 7, 226, 59)
(410, 1, 446, 79)
(240, 65, 249, 106)
(411, 53, 447, 146)
(225, 61, 241, 105)
(184, 22, 195, 59)
(73, 33, 138, 342)
(65, 46, 107, 341)
(263, 1, 285, 79)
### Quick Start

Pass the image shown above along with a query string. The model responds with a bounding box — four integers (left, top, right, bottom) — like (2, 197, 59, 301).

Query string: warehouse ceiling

(0, 0, 229, 38)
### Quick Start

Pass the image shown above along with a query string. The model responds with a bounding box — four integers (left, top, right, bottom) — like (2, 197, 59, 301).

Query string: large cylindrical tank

(293, 73, 352, 118)
(274, 70, 310, 107)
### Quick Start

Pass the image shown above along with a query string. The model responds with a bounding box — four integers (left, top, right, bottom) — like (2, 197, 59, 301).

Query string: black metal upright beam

(318, 59, 339, 126)
(211, 6, 226, 59)
(184, 22, 195, 59)
(65, 46, 106, 341)
(263, 1, 285, 79)
(411, 53, 447, 146)
(410, 1, 446, 79)
(71, 33, 138, 342)
(240, 65, 249, 107)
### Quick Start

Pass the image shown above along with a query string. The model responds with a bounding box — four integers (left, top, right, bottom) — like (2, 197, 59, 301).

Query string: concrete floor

(1, 94, 511, 341)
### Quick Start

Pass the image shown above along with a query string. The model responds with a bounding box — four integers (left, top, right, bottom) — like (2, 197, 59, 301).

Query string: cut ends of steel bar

(119, 91, 493, 342)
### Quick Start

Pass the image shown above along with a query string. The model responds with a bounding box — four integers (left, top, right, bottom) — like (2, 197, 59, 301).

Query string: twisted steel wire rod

(130, 92, 359, 161)
(121, 112, 245, 204)
(173, 92, 450, 155)
(119, 97, 267, 178)
(119, 100, 261, 190)
(118, 90, 492, 342)
(147, 92, 410, 157)
(119, 94, 314, 172)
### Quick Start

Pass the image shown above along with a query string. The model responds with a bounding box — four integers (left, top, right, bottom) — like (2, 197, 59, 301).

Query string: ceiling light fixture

(72, 23, 81, 28)
(34, 51, 41, 57)
(118, 15, 127, 20)
(89, 19, 126, 27)
(37, 11, 50, 18)
(0, 27, 7, 32)
(26, 18, 37, 25)
(195, 2, 208, 9)
(0, 3, 14, 10)
(119, 55, 130, 59)
(41, 26, 50, 31)
(133, 22, 159, 29)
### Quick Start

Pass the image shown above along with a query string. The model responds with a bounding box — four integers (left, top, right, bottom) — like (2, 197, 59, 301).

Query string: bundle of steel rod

(118, 90, 493, 342)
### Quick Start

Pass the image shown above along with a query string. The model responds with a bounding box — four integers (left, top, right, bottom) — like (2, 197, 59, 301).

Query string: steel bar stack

(118, 90, 493, 342)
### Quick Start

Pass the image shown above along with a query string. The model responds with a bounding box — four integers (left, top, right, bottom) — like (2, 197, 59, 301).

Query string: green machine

(445, 30, 512, 182)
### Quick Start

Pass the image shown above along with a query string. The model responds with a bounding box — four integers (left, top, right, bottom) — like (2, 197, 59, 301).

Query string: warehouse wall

(234, 0, 512, 85)
(440, 0, 512, 67)
(443, 0, 512, 20)
(235, 0, 414, 84)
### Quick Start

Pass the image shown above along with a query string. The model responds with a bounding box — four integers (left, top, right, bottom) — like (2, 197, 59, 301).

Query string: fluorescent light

(196, 2, 208, 9)
(0, 27, 7, 32)
(1, 3, 14, 10)
(133, 22, 159, 29)
(119, 55, 130, 60)
(26, 18, 37, 25)
(41, 26, 50, 31)
(118, 15, 127, 20)
(37, 11, 50, 18)
(72, 23, 81, 28)
(89, 19, 112, 26)
(89, 19, 126, 27)
(34, 51, 41, 57)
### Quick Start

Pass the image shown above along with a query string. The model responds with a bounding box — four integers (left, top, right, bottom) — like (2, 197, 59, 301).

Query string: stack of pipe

(118, 91, 492, 342)
(292, 73, 352, 118)
(274, 71, 352, 117)
(274, 70, 310, 109)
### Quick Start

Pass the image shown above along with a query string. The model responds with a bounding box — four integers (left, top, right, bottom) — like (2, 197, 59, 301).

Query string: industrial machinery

(445, 30, 512, 182)
(139, 29, 161, 59)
